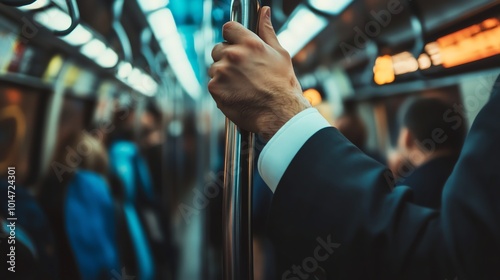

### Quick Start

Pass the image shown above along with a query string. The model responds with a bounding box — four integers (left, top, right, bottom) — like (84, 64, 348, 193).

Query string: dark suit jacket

(398, 154, 459, 209)
(268, 77, 500, 279)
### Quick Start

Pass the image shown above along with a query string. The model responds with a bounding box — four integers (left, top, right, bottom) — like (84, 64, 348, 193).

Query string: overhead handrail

(0, 0, 36, 6)
(112, 0, 132, 62)
(140, 28, 160, 75)
(52, 0, 80, 36)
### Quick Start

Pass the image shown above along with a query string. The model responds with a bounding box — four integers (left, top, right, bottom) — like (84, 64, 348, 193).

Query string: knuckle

(216, 64, 229, 76)
(209, 65, 221, 78)
(207, 78, 218, 94)
(278, 47, 291, 60)
(225, 48, 243, 63)
(208, 66, 215, 78)
(245, 38, 264, 52)
(211, 44, 221, 60)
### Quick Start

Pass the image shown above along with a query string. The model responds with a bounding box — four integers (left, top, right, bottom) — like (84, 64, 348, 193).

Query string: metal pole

(223, 1, 261, 280)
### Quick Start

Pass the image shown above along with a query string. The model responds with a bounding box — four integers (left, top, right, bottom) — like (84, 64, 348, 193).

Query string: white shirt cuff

(258, 108, 331, 193)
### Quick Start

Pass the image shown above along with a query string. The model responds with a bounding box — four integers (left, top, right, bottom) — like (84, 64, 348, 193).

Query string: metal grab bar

(222, 1, 261, 280)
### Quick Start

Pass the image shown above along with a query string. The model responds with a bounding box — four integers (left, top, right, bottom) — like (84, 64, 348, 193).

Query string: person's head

(107, 107, 136, 145)
(50, 131, 109, 183)
(396, 97, 466, 165)
(140, 102, 163, 147)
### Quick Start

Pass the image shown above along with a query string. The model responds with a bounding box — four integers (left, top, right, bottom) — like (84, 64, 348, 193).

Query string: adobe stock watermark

(340, 0, 404, 61)
(18, 16, 39, 43)
(282, 235, 340, 280)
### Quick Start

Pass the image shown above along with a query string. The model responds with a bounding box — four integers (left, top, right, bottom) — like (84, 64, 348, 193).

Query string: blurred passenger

(389, 98, 466, 208)
(139, 102, 163, 148)
(139, 102, 179, 279)
(107, 107, 136, 146)
(140, 102, 165, 196)
(0, 215, 37, 280)
(0, 88, 60, 279)
(0, 184, 59, 280)
(107, 107, 175, 280)
(40, 131, 119, 280)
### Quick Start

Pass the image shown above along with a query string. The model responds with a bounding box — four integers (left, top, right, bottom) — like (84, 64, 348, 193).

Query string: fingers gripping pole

(223, 1, 261, 280)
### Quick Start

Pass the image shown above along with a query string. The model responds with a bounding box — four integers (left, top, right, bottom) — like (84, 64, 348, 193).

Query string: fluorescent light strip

(80, 38, 106, 58)
(116, 66, 158, 96)
(117, 62, 133, 79)
(96, 48, 119, 68)
(34, 7, 72, 31)
(308, 0, 353, 15)
(277, 6, 328, 57)
(149, 8, 201, 99)
(146, 7, 199, 97)
(61, 25, 93, 46)
(138, 0, 169, 13)
(137, 74, 158, 96)
(161, 37, 201, 99)
(148, 8, 177, 40)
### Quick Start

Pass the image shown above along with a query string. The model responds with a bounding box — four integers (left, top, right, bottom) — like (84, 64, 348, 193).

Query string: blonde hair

(54, 131, 109, 177)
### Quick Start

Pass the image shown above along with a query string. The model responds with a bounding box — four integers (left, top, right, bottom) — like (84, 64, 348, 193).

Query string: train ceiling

(0, 0, 499, 97)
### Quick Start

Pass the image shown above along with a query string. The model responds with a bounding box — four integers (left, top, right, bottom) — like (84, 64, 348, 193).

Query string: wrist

(258, 95, 311, 141)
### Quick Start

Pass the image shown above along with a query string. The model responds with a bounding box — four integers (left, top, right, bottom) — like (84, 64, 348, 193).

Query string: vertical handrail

(223, 1, 261, 280)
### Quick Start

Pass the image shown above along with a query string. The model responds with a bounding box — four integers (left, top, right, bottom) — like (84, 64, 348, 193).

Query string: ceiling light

(138, 74, 158, 96)
(308, 0, 353, 15)
(122, 68, 157, 96)
(34, 7, 72, 31)
(161, 37, 201, 100)
(277, 5, 328, 57)
(148, 8, 177, 40)
(96, 48, 119, 68)
(117, 62, 133, 79)
(61, 25, 93, 46)
(80, 38, 106, 58)
(138, 0, 169, 13)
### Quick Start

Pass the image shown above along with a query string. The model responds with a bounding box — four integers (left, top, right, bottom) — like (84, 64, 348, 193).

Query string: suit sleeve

(265, 77, 500, 279)
(441, 76, 500, 279)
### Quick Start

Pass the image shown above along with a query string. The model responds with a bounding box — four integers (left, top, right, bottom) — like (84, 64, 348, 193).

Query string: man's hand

(208, 6, 311, 141)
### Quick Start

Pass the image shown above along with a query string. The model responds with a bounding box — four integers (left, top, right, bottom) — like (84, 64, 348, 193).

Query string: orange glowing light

(392, 51, 419, 75)
(303, 88, 323, 106)
(437, 18, 500, 68)
(418, 54, 432, 70)
(373, 55, 395, 85)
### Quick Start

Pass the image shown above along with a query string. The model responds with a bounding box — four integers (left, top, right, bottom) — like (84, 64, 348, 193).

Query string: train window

(0, 82, 48, 185)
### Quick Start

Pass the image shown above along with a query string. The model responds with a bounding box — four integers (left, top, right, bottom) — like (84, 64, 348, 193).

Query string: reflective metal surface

(223, 1, 261, 280)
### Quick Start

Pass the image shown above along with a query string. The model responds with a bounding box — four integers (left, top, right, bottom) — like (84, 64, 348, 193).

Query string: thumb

(258, 6, 282, 50)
